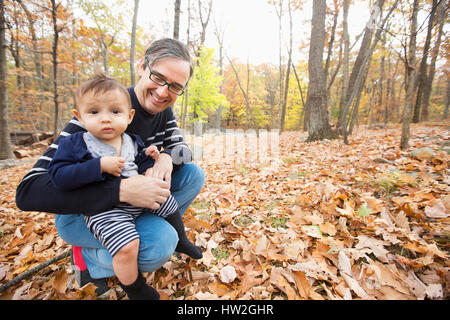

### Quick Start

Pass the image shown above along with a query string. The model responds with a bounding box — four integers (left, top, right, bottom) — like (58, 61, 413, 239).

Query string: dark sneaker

(70, 246, 110, 295)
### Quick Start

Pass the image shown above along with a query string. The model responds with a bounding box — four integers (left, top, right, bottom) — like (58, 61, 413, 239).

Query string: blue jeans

(54, 163, 205, 279)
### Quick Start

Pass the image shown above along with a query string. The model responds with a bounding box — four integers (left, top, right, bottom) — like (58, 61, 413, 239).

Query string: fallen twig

(0, 250, 70, 294)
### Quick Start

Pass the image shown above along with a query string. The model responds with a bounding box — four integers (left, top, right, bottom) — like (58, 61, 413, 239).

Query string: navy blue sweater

(48, 132, 154, 191)
(15, 86, 191, 216)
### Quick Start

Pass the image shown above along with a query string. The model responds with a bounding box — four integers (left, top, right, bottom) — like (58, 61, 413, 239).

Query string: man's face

(134, 57, 190, 115)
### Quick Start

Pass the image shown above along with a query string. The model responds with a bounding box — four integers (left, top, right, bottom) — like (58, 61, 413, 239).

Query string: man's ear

(137, 58, 146, 77)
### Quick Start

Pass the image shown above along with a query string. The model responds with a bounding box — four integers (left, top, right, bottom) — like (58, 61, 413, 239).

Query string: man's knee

(54, 214, 79, 243)
(137, 223, 178, 270)
(186, 163, 205, 191)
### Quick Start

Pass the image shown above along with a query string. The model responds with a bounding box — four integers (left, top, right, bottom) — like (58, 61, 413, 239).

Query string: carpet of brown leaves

(0, 123, 449, 300)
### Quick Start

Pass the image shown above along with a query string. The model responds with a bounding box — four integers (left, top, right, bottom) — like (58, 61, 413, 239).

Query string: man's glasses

(146, 62, 185, 96)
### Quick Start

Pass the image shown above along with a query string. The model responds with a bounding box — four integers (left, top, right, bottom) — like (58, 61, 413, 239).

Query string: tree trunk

(379, 36, 386, 125)
(341, 0, 398, 143)
(214, 17, 225, 130)
(338, 0, 350, 126)
(197, 0, 212, 51)
(100, 34, 108, 75)
(400, 0, 419, 150)
(422, 0, 445, 121)
(0, 0, 14, 159)
(274, 0, 284, 129)
(173, 0, 181, 40)
(181, 0, 191, 129)
(51, 0, 60, 140)
(324, 0, 339, 82)
(337, 5, 375, 133)
(305, 0, 335, 142)
(444, 76, 449, 119)
(338, 0, 386, 134)
(349, 62, 370, 134)
(130, 0, 139, 85)
(412, 0, 437, 123)
(280, 0, 293, 133)
(291, 62, 306, 130)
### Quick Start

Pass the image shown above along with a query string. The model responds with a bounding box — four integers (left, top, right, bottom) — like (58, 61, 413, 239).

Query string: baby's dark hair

(74, 73, 131, 108)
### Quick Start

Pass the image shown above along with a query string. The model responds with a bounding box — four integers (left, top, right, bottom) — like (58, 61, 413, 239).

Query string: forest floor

(0, 122, 449, 300)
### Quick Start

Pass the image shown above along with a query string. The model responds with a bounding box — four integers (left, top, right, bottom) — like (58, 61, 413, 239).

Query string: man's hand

(119, 175, 171, 209)
(100, 156, 125, 177)
(145, 152, 173, 185)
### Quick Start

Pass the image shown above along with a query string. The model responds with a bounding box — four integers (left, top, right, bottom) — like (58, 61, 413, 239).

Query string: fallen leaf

(254, 234, 267, 254)
(291, 270, 311, 299)
(53, 269, 68, 294)
(192, 291, 220, 300)
(319, 222, 337, 236)
(356, 203, 372, 218)
(0, 265, 9, 281)
(341, 273, 372, 299)
(355, 235, 390, 263)
(11, 282, 32, 300)
(425, 284, 443, 299)
(336, 201, 354, 217)
(284, 239, 307, 259)
(208, 282, 230, 296)
(424, 199, 448, 218)
(269, 267, 299, 300)
(301, 225, 322, 238)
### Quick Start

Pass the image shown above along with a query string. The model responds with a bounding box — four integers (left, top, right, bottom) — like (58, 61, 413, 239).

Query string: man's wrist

(159, 152, 172, 160)
(118, 177, 129, 203)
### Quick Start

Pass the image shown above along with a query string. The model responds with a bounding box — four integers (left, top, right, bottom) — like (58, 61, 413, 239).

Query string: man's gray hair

(144, 38, 194, 80)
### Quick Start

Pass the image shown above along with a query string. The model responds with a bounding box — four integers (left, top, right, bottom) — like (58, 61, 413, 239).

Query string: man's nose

(155, 83, 170, 97)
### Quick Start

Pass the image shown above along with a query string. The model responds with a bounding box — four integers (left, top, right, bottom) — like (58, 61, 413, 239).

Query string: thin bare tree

(305, 0, 335, 142)
(173, 0, 181, 40)
(0, 0, 14, 159)
(400, 0, 419, 150)
(130, 0, 139, 85)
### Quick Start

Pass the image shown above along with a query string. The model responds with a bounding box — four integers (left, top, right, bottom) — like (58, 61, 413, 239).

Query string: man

(15, 38, 205, 295)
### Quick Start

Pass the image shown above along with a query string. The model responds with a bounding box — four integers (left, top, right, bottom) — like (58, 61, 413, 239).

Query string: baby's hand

(145, 145, 160, 161)
(100, 156, 125, 177)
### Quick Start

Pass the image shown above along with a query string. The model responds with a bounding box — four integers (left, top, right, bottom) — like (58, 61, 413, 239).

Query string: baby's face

(74, 88, 134, 143)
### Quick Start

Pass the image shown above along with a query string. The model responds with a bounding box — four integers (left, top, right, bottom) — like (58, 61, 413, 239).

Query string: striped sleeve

(163, 118, 185, 150)
(161, 109, 192, 166)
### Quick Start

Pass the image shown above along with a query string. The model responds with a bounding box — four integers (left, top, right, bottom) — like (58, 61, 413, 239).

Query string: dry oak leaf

(289, 258, 338, 282)
(319, 222, 337, 236)
(355, 235, 390, 263)
(269, 267, 299, 300)
(53, 269, 69, 294)
(338, 251, 373, 300)
(424, 199, 448, 219)
(336, 201, 354, 217)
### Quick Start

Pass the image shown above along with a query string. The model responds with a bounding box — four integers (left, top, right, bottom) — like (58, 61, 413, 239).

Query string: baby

(48, 74, 202, 300)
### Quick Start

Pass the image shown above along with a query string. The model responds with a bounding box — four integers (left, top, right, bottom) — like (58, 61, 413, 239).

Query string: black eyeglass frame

(145, 61, 186, 96)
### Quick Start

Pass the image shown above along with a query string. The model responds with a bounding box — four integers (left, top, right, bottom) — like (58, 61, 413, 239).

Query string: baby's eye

(112, 109, 120, 114)
(89, 110, 98, 115)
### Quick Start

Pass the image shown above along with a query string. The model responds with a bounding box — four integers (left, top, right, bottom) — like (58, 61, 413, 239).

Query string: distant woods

(0, 0, 448, 159)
